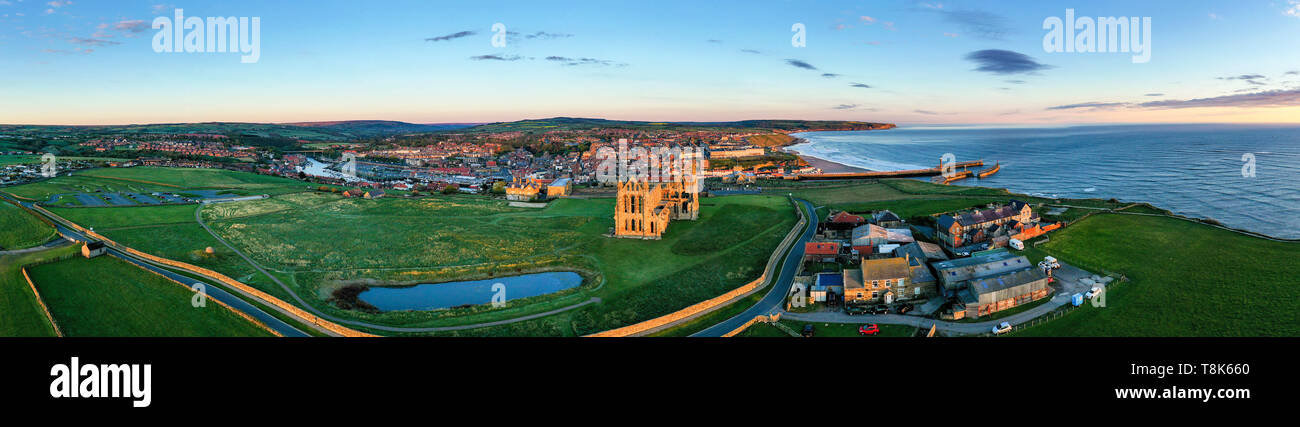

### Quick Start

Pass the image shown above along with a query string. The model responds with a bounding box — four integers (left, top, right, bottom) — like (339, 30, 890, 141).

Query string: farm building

(342, 189, 365, 198)
(931, 249, 1030, 296)
(363, 189, 385, 199)
(844, 257, 910, 304)
(81, 241, 106, 258)
(957, 267, 1051, 318)
(804, 242, 841, 262)
(810, 272, 843, 303)
(892, 243, 939, 299)
(872, 210, 904, 228)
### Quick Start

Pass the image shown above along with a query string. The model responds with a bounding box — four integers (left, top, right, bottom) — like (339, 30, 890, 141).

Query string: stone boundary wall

(586, 198, 807, 337)
(32, 205, 375, 337)
(21, 267, 63, 337)
(722, 314, 782, 337)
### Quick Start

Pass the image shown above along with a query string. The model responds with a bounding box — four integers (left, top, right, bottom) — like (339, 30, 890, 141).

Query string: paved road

(0, 238, 73, 256)
(691, 199, 818, 337)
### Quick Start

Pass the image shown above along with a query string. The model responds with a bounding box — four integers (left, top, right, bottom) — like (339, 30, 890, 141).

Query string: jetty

(976, 162, 1000, 179)
(789, 160, 986, 181)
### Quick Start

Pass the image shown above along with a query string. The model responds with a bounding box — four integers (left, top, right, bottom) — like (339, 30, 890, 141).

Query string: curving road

(192, 203, 601, 334)
(691, 199, 818, 337)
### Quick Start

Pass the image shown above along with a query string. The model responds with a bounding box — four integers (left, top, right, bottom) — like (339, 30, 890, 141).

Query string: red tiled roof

(805, 242, 840, 256)
(830, 211, 866, 223)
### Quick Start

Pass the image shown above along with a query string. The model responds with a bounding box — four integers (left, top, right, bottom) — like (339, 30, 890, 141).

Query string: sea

(788, 124, 1300, 239)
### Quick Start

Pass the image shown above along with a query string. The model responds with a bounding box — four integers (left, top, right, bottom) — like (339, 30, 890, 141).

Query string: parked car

(896, 303, 914, 314)
(801, 324, 815, 337)
(871, 305, 889, 315)
(858, 324, 880, 336)
(992, 322, 1013, 334)
(1086, 286, 1103, 299)
(844, 305, 869, 315)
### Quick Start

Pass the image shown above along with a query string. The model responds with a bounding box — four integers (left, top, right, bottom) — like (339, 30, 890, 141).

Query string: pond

(358, 272, 583, 312)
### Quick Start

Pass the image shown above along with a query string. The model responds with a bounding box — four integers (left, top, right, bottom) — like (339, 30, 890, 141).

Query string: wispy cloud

(1145, 93, 1164, 97)
(913, 109, 944, 115)
(964, 49, 1051, 75)
(470, 54, 523, 61)
(849, 83, 872, 89)
(1218, 74, 1268, 85)
(523, 31, 572, 40)
(1140, 89, 1300, 109)
(821, 73, 840, 78)
(1286, 1, 1300, 18)
(1046, 102, 1128, 111)
(833, 104, 859, 110)
(68, 37, 119, 47)
(739, 48, 762, 55)
(785, 59, 817, 70)
(545, 56, 626, 67)
(426, 30, 476, 42)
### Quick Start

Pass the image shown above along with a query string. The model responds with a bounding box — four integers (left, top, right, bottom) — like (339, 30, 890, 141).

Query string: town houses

(935, 200, 1062, 254)
(793, 199, 1065, 321)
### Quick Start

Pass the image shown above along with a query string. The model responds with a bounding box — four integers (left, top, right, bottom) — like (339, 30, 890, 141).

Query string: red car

(858, 324, 880, 336)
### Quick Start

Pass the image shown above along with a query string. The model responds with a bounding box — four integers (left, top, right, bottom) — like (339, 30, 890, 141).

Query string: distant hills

(457, 117, 894, 134)
(0, 118, 894, 147)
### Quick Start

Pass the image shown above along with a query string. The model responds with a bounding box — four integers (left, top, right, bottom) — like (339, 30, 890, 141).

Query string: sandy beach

(783, 138, 869, 174)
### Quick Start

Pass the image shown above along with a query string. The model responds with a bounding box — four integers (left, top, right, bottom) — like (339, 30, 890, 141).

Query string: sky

(1, 0, 1299, 125)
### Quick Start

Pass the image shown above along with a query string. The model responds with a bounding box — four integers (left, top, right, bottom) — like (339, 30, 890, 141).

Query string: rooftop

(862, 257, 910, 282)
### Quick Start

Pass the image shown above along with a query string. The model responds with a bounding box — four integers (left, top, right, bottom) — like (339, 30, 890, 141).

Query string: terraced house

(935, 200, 1036, 249)
(843, 256, 910, 304)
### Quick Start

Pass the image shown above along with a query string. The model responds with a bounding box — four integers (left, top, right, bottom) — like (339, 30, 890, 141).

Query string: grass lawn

(49, 204, 200, 230)
(0, 155, 130, 166)
(29, 256, 274, 337)
(0, 201, 56, 250)
(0, 244, 79, 337)
(37, 183, 800, 336)
(1016, 213, 1300, 336)
(5, 167, 307, 201)
(777, 179, 1127, 220)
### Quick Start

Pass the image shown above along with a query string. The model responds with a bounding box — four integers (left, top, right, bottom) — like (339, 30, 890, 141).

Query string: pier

(789, 160, 986, 181)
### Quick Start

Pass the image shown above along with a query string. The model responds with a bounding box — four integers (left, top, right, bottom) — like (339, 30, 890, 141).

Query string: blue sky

(2, 0, 1299, 125)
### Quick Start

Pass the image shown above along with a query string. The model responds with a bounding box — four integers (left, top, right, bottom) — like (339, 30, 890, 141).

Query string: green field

(0, 201, 56, 250)
(1015, 213, 1300, 336)
(28, 256, 274, 337)
(774, 179, 1126, 219)
(43, 184, 799, 336)
(0, 155, 130, 166)
(4, 167, 308, 201)
(0, 244, 79, 337)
